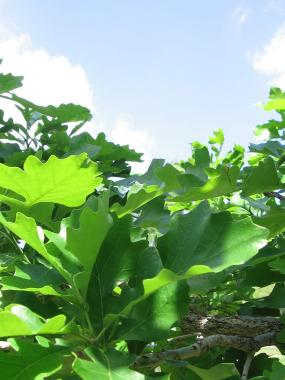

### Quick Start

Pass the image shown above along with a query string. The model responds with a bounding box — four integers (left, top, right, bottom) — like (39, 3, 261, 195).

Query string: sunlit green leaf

(242, 157, 279, 196)
(0, 338, 68, 379)
(112, 281, 189, 341)
(0, 153, 102, 208)
(253, 207, 285, 238)
(187, 362, 239, 380)
(46, 193, 113, 297)
(111, 183, 162, 217)
(73, 348, 143, 380)
(0, 304, 69, 337)
(171, 166, 239, 202)
(0, 212, 73, 282)
(158, 201, 268, 274)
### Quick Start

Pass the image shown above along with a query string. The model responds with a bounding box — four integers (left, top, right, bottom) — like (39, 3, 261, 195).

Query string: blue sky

(0, 0, 285, 167)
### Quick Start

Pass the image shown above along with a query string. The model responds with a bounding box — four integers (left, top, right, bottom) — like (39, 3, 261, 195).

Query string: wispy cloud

(264, 0, 285, 15)
(231, 5, 252, 25)
(248, 23, 285, 89)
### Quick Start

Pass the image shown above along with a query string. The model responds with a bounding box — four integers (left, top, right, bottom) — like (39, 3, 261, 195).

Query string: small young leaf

(0, 73, 23, 94)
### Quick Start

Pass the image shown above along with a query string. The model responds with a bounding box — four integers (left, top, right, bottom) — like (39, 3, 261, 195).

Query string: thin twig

(167, 333, 194, 343)
(264, 191, 285, 201)
(241, 352, 255, 380)
(0, 229, 30, 263)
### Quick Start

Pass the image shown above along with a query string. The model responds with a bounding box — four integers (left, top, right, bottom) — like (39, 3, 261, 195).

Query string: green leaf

(0, 153, 102, 208)
(264, 357, 285, 380)
(89, 216, 207, 337)
(114, 159, 165, 193)
(264, 87, 285, 111)
(0, 338, 68, 379)
(100, 200, 267, 334)
(135, 196, 170, 233)
(254, 119, 284, 140)
(0, 73, 23, 94)
(1, 263, 65, 297)
(270, 257, 285, 275)
(5, 202, 60, 234)
(253, 207, 285, 238)
(88, 215, 161, 330)
(0, 252, 18, 272)
(91, 132, 142, 161)
(0, 212, 73, 282)
(187, 362, 239, 380)
(255, 345, 283, 359)
(193, 146, 211, 169)
(46, 193, 113, 297)
(0, 304, 69, 337)
(69, 132, 142, 162)
(242, 157, 280, 197)
(21, 203, 60, 231)
(73, 348, 144, 380)
(242, 262, 285, 287)
(103, 266, 210, 334)
(111, 183, 162, 218)
(12, 94, 92, 122)
(187, 271, 229, 295)
(251, 284, 275, 299)
(155, 164, 182, 191)
(250, 141, 285, 157)
(112, 281, 189, 341)
(157, 202, 268, 274)
(209, 128, 224, 146)
(171, 165, 239, 202)
(254, 283, 285, 309)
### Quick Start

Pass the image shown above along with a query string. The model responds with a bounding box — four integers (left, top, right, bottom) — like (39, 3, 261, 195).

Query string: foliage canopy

(0, 65, 284, 379)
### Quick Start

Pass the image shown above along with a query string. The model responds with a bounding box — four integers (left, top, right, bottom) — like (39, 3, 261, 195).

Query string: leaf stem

(72, 280, 94, 335)
(0, 228, 30, 263)
(94, 326, 108, 343)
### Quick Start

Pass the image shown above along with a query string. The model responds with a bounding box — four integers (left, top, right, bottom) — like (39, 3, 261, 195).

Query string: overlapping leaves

(0, 66, 283, 379)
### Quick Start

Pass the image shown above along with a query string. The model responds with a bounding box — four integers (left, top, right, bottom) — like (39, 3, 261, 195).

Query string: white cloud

(249, 23, 285, 89)
(110, 113, 157, 173)
(0, 32, 94, 110)
(231, 6, 252, 25)
(0, 29, 156, 171)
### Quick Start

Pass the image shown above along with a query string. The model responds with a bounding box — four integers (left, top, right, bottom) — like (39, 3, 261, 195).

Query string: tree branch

(181, 313, 282, 337)
(241, 352, 254, 380)
(264, 191, 285, 201)
(133, 332, 277, 370)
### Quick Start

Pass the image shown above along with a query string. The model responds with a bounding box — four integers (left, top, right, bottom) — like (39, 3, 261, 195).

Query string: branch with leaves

(1, 64, 285, 378)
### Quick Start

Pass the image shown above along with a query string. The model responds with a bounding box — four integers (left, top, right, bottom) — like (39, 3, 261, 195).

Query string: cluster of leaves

(0, 63, 285, 379)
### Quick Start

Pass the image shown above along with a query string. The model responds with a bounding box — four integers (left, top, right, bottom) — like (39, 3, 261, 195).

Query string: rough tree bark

(181, 313, 282, 337)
